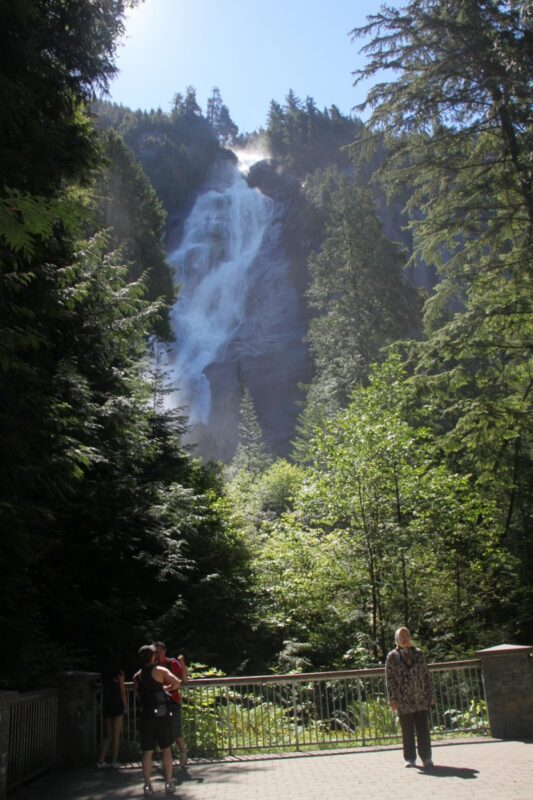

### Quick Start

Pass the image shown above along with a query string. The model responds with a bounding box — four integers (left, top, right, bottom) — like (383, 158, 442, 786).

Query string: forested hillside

(93, 86, 226, 213)
(0, 0, 531, 688)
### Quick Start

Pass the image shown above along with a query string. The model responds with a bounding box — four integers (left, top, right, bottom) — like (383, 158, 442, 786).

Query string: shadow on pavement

(174, 768, 204, 785)
(418, 764, 479, 779)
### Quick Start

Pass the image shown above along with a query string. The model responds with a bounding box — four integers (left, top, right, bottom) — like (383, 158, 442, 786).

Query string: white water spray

(167, 153, 273, 423)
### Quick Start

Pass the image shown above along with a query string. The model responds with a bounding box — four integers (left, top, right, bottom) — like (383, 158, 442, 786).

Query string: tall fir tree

(0, 2, 253, 685)
(351, 0, 533, 637)
(230, 388, 272, 477)
(294, 170, 422, 460)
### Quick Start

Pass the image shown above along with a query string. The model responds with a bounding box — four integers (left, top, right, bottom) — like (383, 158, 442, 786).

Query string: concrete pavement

(10, 739, 533, 800)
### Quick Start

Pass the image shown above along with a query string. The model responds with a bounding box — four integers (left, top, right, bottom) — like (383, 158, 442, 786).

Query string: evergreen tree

(206, 86, 223, 127)
(29, 236, 189, 664)
(307, 177, 421, 405)
(93, 130, 176, 339)
(352, 0, 533, 233)
(0, 0, 136, 683)
(94, 91, 220, 212)
(267, 100, 285, 155)
(0, 0, 131, 195)
(265, 92, 363, 176)
(0, 3, 251, 686)
(351, 0, 533, 637)
(216, 105, 239, 146)
(181, 86, 203, 118)
(230, 388, 272, 477)
(168, 461, 257, 672)
(206, 87, 239, 145)
(293, 171, 422, 460)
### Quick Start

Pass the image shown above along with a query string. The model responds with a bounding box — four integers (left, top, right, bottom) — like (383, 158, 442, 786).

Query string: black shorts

(103, 701, 124, 719)
(170, 702, 182, 739)
(139, 713, 172, 752)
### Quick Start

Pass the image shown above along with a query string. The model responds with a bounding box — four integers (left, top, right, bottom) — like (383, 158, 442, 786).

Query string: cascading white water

(167, 156, 274, 423)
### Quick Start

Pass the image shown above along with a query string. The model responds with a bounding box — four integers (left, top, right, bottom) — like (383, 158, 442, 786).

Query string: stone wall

(53, 672, 100, 767)
(477, 644, 533, 739)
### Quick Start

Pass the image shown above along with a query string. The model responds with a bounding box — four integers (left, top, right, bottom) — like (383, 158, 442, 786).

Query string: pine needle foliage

(350, 0, 533, 637)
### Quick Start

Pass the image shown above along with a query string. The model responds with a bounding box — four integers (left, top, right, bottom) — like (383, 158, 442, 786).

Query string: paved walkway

(11, 739, 533, 800)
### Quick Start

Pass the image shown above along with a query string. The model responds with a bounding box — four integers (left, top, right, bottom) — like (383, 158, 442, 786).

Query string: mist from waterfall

(167, 152, 274, 424)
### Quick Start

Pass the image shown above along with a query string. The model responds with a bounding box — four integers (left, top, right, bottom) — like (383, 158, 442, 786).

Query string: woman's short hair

(395, 627, 411, 646)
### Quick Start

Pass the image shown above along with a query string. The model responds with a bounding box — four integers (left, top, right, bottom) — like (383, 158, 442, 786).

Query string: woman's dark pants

(399, 710, 431, 762)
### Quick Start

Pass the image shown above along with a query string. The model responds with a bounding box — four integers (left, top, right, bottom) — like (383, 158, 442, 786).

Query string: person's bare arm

(118, 670, 127, 707)
(155, 665, 181, 692)
(178, 655, 189, 683)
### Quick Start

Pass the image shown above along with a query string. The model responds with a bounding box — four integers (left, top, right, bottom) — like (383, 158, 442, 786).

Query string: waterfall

(167, 155, 274, 424)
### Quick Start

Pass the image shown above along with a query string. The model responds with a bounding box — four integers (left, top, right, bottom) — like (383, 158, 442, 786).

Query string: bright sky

(108, 0, 397, 134)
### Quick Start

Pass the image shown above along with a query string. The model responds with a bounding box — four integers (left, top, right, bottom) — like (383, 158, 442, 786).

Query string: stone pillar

(54, 672, 99, 766)
(477, 644, 533, 739)
(0, 692, 18, 800)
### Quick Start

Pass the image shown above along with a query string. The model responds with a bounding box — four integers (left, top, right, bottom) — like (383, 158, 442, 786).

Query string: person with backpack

(154, 641, 189, 767)
(133, 644, 181, 797)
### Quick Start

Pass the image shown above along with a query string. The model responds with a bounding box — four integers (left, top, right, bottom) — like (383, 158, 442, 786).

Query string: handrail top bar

(123, 658, 480, 687)
(430, 658, 481, 670)
(9, 689, 58, 702)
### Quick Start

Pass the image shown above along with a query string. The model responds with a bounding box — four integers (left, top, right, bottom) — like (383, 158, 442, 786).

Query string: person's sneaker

(143, 785, 153, 797)
(164, 782, 176, 795)
(405, 759, 416, 767)
(179, 748, 188, 767)
(111, 762, 121, 769)
(423, 759, 434, 768)
(96, 761, 110, 769)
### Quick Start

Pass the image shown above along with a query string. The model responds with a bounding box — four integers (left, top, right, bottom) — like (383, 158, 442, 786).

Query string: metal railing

(111, 659, 488, 758)
(7, 690, 58, 792)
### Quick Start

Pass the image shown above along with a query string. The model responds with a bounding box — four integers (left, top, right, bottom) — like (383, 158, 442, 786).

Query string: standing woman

(133, 644, 181, 797)
(385, 627, 435, 768)
(97, 656, 127, 768)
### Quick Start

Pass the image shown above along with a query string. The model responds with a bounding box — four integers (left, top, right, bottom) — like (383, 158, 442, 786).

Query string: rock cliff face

(165, 153, 312, 462)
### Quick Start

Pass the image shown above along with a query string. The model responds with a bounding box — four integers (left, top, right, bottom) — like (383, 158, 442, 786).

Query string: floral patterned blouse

(385, 646, 433, 715)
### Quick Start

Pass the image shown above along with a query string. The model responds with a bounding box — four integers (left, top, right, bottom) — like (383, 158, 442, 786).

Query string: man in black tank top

(133, 644, 181, 797)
